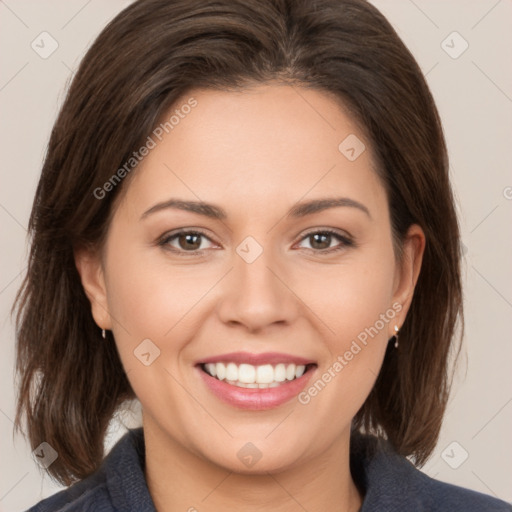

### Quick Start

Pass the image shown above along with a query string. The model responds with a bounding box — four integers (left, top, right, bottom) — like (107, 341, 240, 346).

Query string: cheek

(300, 245, 396, 413)
(102, 242, 197, 414)
(104, 240, 205, 341)
(316, 246, 396, 343)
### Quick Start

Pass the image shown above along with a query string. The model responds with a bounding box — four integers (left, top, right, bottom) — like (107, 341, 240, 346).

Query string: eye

(295, 229, 354, 254)
(157, 228, 354, 256)
(158, 229, 217, 255)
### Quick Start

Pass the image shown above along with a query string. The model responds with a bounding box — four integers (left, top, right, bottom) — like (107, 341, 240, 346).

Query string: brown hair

(13, 0, 463, 486)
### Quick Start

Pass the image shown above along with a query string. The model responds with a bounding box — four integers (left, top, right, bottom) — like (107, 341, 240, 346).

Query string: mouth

(194, 352, 318, 410)
(198, 361, 317, 389)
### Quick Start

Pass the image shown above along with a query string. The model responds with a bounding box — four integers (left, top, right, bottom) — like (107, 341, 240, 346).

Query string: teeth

(226, 363, 238, 381)
(205, 363, 216, 377)
(239, 363, 256, 383)
(274, 364, 286, 382)
(203, 362, 308, 386)
(216, 362, 226, 380)
(256, 364, 274, 384)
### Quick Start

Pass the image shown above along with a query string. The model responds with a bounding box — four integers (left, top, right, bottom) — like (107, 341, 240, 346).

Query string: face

(77, 83, 424, 474)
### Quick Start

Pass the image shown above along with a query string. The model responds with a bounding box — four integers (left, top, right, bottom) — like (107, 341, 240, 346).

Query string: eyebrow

(140, 197, 371, 220)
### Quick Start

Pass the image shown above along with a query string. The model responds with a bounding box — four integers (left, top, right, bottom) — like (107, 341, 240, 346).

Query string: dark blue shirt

(27, 428, 511, 511)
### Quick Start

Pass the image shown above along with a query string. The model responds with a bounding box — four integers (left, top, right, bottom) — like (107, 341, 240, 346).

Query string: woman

(13, 0, 511, 510)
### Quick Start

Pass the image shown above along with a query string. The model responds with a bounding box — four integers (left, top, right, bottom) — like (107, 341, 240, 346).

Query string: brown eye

(159, 230, 215, 255)
(309, 232, 332, 250)
(297, 230, 354, 254)
(176, 233, 203, 251)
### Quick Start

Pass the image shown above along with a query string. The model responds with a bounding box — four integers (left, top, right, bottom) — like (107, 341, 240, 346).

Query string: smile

(201, 362, 314, 388)
(196, 352, 317, 410)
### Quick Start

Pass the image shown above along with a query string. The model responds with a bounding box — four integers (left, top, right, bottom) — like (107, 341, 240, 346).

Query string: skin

(76, 83, 425, 512)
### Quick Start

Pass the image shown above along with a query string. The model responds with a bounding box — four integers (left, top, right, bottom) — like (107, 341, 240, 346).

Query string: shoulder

(416, 475, 512, 512)
(26, 428, 156, 512)
(351, 433, 512, 512)
(26, 473, 110, 512)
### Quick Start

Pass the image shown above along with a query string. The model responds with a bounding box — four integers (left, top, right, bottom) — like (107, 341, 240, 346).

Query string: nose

(216, 242, 299, 333)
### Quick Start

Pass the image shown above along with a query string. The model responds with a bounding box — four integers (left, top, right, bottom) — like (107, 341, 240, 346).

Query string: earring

(102, 328, 106, 339)
(393, 325, 399, 348)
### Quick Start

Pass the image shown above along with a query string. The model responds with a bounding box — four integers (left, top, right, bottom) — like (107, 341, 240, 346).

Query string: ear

(74, 246, 112, 331)
(390, 224, 425, 334)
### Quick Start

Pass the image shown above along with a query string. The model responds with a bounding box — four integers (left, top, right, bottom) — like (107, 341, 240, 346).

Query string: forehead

(117, 84, 387, 220)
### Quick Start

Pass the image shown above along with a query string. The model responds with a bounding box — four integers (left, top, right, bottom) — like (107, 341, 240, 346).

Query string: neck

(143, 419, 363, 512)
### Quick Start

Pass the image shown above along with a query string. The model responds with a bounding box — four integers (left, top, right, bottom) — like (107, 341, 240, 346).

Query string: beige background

(1, 1, 511, 510)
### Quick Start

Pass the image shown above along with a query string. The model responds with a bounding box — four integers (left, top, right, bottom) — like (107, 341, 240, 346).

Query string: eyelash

(157, 228, 355, 257)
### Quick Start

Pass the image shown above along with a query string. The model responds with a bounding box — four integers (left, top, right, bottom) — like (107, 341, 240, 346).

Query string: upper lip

(197, 352, 316, 366)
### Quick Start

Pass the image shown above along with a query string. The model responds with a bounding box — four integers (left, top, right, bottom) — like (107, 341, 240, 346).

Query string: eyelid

(298, 226, 352, 240)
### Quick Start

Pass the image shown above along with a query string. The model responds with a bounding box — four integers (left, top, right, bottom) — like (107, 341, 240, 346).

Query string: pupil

(180, 233, 200, 250)
(311, 233, 330, 250)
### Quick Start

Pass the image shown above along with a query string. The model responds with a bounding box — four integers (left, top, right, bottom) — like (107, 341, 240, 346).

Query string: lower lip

(197, 365, 316, 410)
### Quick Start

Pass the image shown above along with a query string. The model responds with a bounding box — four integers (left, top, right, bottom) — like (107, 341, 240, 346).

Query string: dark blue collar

(67, 427, 510, 511)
